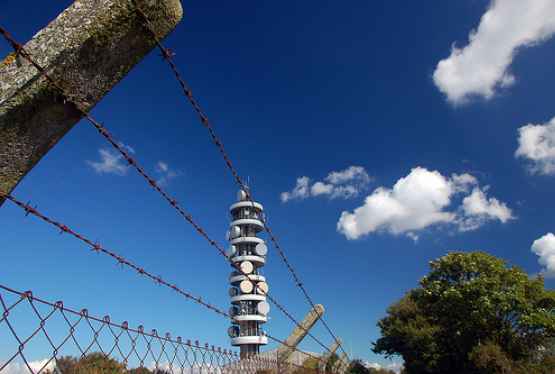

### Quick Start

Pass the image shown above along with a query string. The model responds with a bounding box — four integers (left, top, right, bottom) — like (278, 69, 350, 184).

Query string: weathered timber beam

(320, 339, 341, 370)
(276, 304, 325, 364)
(0, 0, 183, 205)
(332, 352, 348, 373)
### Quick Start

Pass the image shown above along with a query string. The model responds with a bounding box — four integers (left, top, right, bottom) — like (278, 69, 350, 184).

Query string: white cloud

(366, 362, 381, 370)
(280, 176, 311, 202)
(325, 166, 371, 185)
(155, 161, 180, 186)
(531, 233, 555, 278)
(516, 117, 555, 175)
(87, 143, 135, 176)
(156, 161, 169, 173)
(364, 361, 404, 374)
(87, 148, 180, 186)
(386, 362, 404, 374)
(458, 187, 514, 231)
(433, 0, 555, 104)
(2, 359, 55, 374)
(87, 148, 129, 176)
(310, 181, 334, 196)
(337, 167, 512, 240)
(451, 173, 478, 193)
(281, 166, 372, 202)
(338, 168, 457, 239)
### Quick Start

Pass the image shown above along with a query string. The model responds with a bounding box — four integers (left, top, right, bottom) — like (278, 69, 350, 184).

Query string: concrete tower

(227, 189, 270, 357)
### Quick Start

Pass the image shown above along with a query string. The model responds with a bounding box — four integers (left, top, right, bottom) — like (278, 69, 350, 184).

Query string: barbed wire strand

(132, 4, 348, 359)
(0, 24, 335, 359)
(0, 283, 336, 373)
(1, 194, 227, 317)
(0, 194, 332, 368)
(1, 191, 330, 362)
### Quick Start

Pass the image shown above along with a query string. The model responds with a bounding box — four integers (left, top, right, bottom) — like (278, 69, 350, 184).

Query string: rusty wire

(1, 194, 228, 318)
(132, 5, 348, 358)
(0, 193, 329, 368)
(0, 283, 338, 374)
(0, 24, 334, 359)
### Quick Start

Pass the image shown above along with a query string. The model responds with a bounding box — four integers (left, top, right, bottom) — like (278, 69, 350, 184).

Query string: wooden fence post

(0, 0, 183, 205)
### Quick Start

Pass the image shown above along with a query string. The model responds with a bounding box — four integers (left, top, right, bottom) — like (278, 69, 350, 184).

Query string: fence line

(0, 283, 336, 374)
(1, 194, 227, 317)
(0, 193, 328, 369)
(0, 24, 333, 359)
(132, 4, 348, 359)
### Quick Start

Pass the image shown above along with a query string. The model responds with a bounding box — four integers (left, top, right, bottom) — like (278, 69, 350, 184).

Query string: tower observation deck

(227, 190, 270, 357)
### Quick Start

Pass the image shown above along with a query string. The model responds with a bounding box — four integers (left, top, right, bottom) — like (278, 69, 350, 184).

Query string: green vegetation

(291, 354, 342, 373)
(372, 252, 555, 374)
(51, 354, 125, 374)
(345, 359, 396, 374)
(41, 251, 555, 374)
(293, 356, 320, 373)
(45, 353, 170, 374)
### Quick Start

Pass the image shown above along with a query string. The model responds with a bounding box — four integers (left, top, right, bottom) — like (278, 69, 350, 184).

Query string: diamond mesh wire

(0, 284, 337, 374)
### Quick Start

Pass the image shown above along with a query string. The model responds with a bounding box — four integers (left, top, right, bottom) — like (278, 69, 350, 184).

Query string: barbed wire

(0, 191, 330, 370)
(132, 4, 348, 359)
(0, 24, 334, 358)
(0, 194, 227, 317)
(0, 283, 339, 374)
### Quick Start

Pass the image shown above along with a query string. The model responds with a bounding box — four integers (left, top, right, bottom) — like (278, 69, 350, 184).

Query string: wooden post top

(0, 0, 183, 204)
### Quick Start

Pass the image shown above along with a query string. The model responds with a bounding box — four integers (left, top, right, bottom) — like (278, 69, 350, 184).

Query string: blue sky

(2, 0, 555, 371)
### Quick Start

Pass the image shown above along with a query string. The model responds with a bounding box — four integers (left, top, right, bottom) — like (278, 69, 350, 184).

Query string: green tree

(468, 341, 513, 374)
(369, 368, 396, 374)
(346, 359, 369, 374)
(50, 354, 174, 374)
(345, 359, 397, 373)
(127, 368, 153, 374)
(373, 252, 555, 374)
(53, 353, 126, 373)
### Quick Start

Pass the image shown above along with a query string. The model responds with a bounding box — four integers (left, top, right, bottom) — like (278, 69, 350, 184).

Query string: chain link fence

(0, 284, 341, 374)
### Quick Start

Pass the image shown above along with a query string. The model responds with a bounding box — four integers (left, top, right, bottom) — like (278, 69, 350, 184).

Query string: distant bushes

(45, 353, 172, 374)
(345, 359, 396, 374)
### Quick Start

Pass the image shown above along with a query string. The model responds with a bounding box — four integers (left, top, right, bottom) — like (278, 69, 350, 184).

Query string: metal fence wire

(0, 284, 339, 374)
(0, 5, 348, 372)
(0, 193, 331, 371)
(132, 5, 348, 360)
(0, 24, 334, 359)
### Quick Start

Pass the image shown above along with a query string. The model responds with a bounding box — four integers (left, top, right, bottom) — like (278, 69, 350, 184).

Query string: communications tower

(227, 189, 270, 357)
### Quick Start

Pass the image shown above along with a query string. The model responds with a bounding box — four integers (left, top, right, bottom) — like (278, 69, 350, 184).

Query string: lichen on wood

(277, 304, 325, 364)
(0, 0, 183, 204)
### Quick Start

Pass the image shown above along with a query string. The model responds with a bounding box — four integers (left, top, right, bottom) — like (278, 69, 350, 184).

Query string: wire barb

(0, 16, 343, 360)
(130, 4, 349, 360)
(1, 192, 332, 367)
(1, 193, 228, 318)
(0, 283, 338, 374)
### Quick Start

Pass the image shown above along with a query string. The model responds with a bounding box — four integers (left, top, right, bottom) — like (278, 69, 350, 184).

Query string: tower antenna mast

(226, 189, 270, 357)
